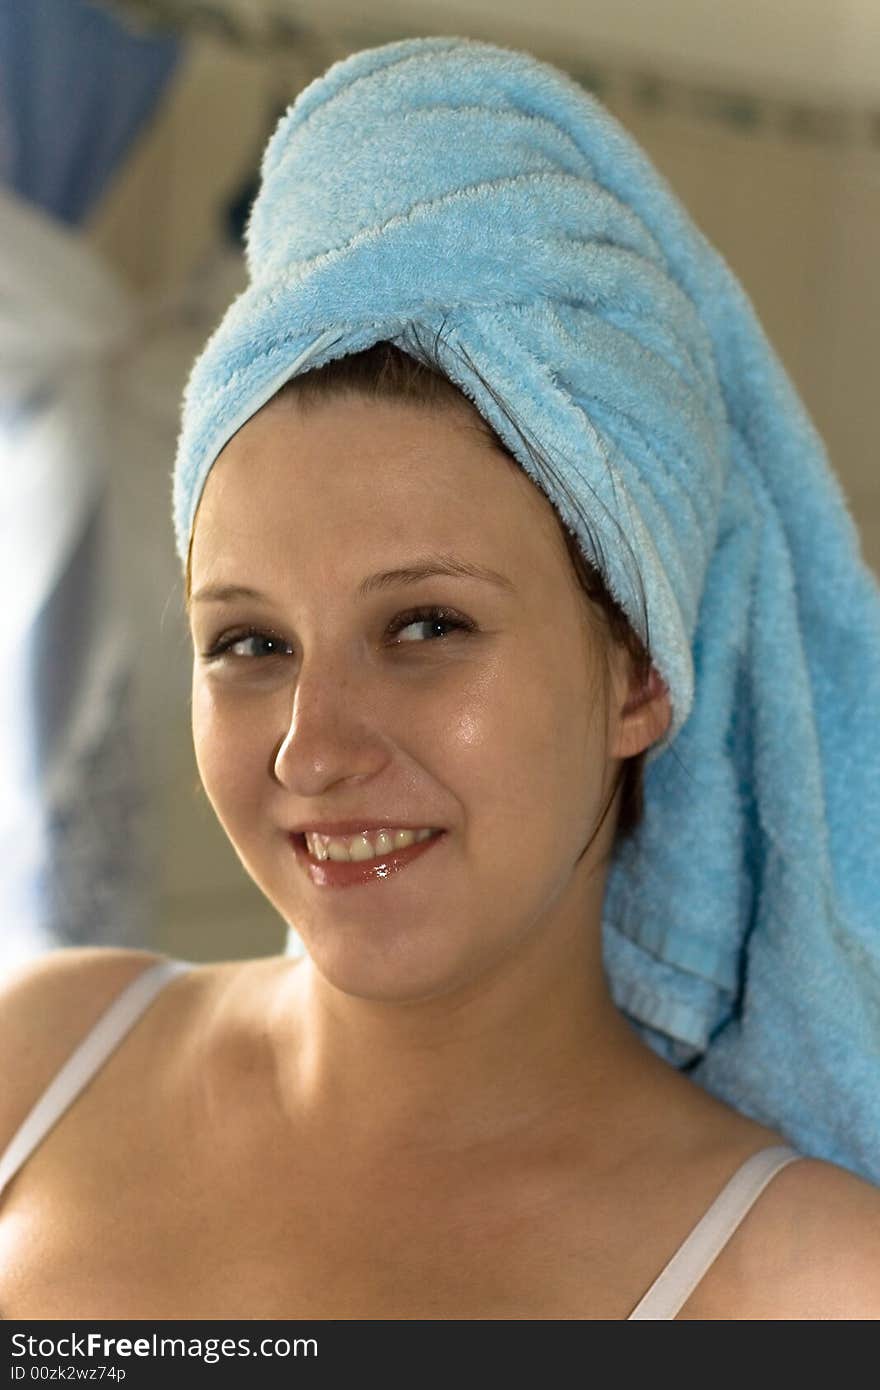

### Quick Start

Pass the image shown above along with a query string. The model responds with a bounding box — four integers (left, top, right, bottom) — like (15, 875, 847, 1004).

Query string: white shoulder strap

(628, 1144, 803, 1319)
(0, 957, 192, 1202)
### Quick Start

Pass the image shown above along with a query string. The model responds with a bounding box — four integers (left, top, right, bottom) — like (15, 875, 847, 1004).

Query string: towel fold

(174, 36, 880, 1182)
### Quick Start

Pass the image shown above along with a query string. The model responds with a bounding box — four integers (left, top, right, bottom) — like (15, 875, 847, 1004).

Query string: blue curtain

(0, 0, 181, 222)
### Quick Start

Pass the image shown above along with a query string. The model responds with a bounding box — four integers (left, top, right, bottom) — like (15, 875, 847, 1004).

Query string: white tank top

(0, 957, 802, 1318)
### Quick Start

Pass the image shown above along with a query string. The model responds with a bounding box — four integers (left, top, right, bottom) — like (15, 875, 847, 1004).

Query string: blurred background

(1, 0, 877, 972)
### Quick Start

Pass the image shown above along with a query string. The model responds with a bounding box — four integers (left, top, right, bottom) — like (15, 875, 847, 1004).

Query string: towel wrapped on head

(174, 35, 880, 1182)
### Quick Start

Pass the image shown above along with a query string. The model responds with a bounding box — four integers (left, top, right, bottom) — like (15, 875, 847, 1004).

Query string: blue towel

(174, 36, 880, 1183)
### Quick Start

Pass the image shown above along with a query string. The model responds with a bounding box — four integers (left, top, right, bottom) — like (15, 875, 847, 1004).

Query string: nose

(271, 659, 389, 794)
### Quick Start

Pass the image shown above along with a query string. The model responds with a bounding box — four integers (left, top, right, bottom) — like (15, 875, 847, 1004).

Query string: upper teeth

(304, 827, 437, 862)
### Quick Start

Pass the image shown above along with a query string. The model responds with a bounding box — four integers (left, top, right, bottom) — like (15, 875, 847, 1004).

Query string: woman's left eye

(200, 607, 473, 662)
(386, 606, 474, 643)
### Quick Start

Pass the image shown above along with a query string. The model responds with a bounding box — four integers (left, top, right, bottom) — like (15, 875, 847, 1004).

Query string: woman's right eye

(201, 628, 291, 662)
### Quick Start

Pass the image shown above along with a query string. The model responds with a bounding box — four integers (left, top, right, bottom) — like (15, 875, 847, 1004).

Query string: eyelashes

(386, 605, 475, 643)
(201, 628, 291, 662)
(200, 605, 475, 663)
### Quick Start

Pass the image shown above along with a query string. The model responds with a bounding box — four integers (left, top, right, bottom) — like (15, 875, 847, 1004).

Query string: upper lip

(288, 820, 443, 837)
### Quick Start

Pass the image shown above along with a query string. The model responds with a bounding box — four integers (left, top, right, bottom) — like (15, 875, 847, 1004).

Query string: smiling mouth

(289, 829, 447, 888)
(294, 827, 441, 863)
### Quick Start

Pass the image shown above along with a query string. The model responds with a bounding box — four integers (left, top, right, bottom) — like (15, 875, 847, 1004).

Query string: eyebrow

(191, 555, 516, 606)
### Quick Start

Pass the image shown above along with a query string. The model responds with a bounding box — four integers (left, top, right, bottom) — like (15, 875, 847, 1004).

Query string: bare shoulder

(769, 1157, 880, 1318)
(688, 1154, 880, 1319)
(0, 947, 166, 1153)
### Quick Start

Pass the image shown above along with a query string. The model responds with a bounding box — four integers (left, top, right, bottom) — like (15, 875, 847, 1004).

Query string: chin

(298, 924, 479, 1005)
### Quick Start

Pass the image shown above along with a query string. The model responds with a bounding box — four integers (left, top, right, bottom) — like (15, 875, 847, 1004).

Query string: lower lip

(289, 831, 447, 889)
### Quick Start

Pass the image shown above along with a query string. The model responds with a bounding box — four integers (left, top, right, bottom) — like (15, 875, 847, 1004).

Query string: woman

(2, 36, 880, 1319)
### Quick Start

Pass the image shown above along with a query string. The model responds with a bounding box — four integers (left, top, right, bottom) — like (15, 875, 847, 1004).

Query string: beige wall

(161, 0, 880, 102)
(411, 0, 880, 102)
(85, 25, 880, 964)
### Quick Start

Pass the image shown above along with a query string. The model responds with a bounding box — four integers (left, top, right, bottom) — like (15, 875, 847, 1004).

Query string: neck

(264, 913, 654, 1166)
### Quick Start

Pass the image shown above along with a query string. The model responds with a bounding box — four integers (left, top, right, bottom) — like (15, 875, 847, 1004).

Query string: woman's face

(188, 391, 636, 1002)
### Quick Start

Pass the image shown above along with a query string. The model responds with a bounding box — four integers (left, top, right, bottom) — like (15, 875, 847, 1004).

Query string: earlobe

(616, 665, 671, 759)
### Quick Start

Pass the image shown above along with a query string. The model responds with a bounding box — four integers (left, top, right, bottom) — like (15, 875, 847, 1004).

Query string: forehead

(189, 394, 565, 584)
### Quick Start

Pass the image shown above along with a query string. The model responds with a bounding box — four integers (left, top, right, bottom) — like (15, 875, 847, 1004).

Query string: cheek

(454, 653, 592, 839)
(504, 658, 600, 860)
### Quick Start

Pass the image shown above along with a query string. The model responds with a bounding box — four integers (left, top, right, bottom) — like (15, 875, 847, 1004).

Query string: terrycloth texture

(173, 36, 880, 1182)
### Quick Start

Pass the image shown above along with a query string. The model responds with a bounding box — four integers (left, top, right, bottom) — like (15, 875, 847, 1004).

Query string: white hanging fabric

(0, 184, 152, 969)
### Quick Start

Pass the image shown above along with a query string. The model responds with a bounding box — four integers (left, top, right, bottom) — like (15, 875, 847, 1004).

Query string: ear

(610, 661, 671, 761)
